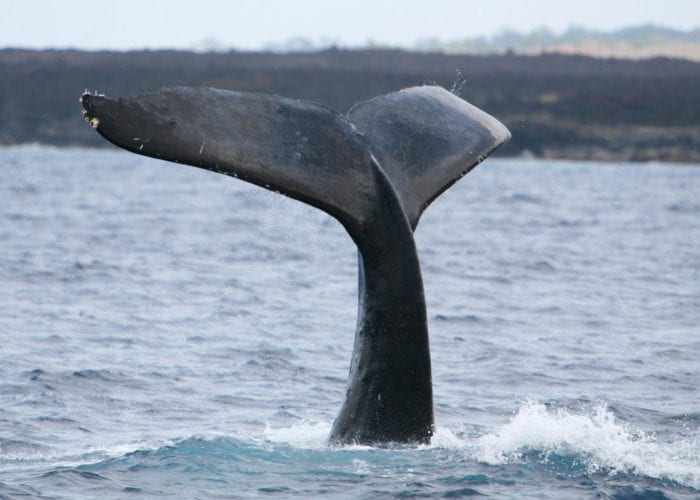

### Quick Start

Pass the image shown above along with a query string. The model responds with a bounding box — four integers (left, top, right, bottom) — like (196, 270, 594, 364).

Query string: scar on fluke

(81, 85, 510, 445)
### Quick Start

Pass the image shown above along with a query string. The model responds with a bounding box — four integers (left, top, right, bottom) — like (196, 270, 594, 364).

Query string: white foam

(424, 427, 470, 450)
(246, 402, 700, 489)
(263, 421, 332, 449)
(474, 401, 699, 488)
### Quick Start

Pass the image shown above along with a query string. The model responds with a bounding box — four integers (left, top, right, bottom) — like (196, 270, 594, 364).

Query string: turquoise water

(1, 147, 698, 498)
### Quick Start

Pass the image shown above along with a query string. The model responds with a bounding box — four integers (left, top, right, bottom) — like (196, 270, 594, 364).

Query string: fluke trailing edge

(81, 86, 510, 445)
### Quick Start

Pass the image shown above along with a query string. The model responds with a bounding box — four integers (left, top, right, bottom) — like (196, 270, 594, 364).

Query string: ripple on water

(0, 149, 698, 497)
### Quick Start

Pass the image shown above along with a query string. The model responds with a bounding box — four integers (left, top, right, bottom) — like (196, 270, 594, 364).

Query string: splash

(474, 401, 699, 489)
(263, 421, 332, 449)
(220, 403, 699, 490)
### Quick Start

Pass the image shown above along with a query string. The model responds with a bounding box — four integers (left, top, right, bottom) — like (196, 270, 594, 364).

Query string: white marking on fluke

(89, 117, 100, 128)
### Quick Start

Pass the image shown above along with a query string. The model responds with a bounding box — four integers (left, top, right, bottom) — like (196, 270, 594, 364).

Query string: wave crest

(474, 401, 699, 489)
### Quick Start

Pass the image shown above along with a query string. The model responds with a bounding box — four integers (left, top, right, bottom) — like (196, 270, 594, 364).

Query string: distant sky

(3, 0, 699, 51)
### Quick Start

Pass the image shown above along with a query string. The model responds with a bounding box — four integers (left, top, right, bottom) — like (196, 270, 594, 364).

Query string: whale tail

(81, 86, 510, 444)
(81, 86, 508, 239)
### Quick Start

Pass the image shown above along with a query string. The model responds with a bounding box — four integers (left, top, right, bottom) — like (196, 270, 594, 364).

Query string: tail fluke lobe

(81, 87, 378, 240)
(348, 86, 511, 229)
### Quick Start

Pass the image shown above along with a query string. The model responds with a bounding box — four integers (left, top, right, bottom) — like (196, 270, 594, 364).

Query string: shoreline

(3, 143, 698, 167)
(2, 49, 698, 164)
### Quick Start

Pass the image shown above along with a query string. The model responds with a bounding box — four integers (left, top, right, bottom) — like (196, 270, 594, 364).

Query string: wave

(3, 402, 697, 494)
(0, 438, 174, 472)
(260, 402, 699, 490)
(472, 401, 699, 490)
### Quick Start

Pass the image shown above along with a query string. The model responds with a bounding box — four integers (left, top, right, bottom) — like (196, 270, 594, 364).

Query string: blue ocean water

(0, 146, 698, 498)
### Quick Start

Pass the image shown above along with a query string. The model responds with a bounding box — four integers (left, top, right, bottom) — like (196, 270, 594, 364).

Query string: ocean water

(0, 146, 698, 499)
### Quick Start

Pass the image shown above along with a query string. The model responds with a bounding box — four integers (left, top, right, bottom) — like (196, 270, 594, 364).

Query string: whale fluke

(347, 86, 509, 230)
(80, 88, 378, 241)
(81, 85, 510, 445)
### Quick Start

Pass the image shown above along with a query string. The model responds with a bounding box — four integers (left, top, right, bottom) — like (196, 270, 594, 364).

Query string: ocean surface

(0, 146, 698, 499)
